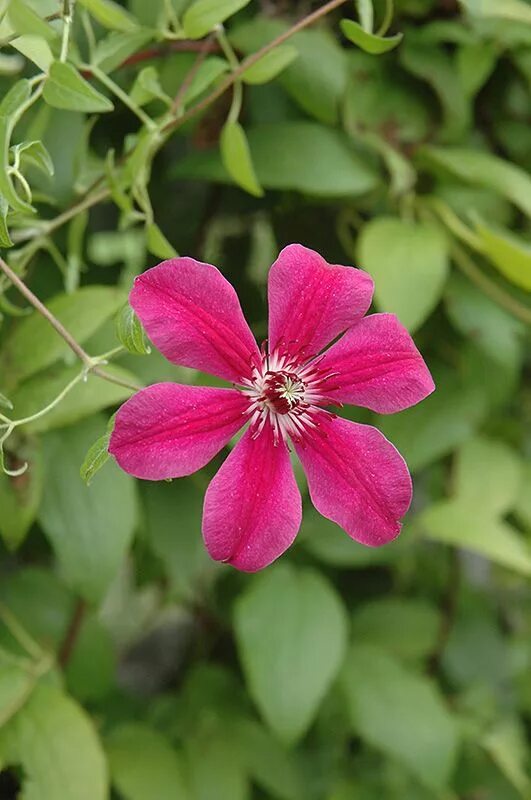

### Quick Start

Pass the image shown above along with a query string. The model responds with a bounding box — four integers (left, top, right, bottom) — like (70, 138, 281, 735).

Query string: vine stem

(12, 0, 351, 244)
(0, 256, 141, 391)
(58, 599, 87, 668)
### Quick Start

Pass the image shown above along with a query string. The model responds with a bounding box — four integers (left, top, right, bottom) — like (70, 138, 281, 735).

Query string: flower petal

(295, 416, 411, 546)
(202, 422, 302, 572)
(317, 313, 435, 413)
(267, 244, 373, 360)
(109, 383, 248, 480)
(131, 258, 261, 383)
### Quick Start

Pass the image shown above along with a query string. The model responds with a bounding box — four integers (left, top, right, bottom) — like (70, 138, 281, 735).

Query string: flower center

(262, 370, 306, 415)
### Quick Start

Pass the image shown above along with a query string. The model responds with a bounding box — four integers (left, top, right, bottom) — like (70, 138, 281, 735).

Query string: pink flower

(109, 244, 434, 572)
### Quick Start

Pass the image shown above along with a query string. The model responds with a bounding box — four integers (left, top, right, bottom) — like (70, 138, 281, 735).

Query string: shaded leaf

(43, 62, 114, 113)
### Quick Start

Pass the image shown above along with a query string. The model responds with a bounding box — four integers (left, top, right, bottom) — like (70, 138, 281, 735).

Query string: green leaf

(514, 463, 531, 531)
(340, 19, 403, 54)
(241, 45, 298, 84)
(146, 222, 178, 259)
(80, 433, 111, 486)
(474, 221, 531, 291)
(234, 563, 348, 744)
(8, 364, 136, 433)
(444, 274, 524, 365)
(459, 0, 531, 23)
(378, 367, 485, 471)
(9, 34, 53, 71)
(356, 0, 374, 32)
(186, 728, 248, 800)
(351, 599, 441, 661)
(2, 285, 125, 388)
(456, 41, 498, 97)
(358, 217, 449, 331)
(106, 723, 189, 800)
(220, 121, 264, 198)
(183, 0, 252, 39)
(341, 645, 459, 790)
(0, 684, 108, 800)
(233, 719, 303, 800)
(0, 438, 42, 551)
(0, 192, 12, 247)
(300, 508, 395, 568)
(116, 304, 151, 355)
(65, 616, 115, 703)
(421, 500, 531, 576)
(11, 139, 54, 177)
(454, 437, 523, 516)
(0, 664, 39, 728)
(0, 79, 34, 214)
(77, 0, 138, 31)
(482, 719, 531, 798)
(39, 417, 138, 603)
(130, 64, 171, 106)
(400, 41, 470, 142)
(421, 146, 531, 217)
(230, 20, 347, 124)
(7, 0, 59, 41)
(93, 30, 153, 74)
(175, 121, 379, 198)
(182, 57, 229, 105)
(142, 479, 218, 602)
(43, 61, 114, 113)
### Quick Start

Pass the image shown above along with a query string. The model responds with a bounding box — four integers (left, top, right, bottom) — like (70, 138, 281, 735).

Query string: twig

(0, 256, 91, 365)
(171, 33, 216, 114)
(58, 599, 87, 668)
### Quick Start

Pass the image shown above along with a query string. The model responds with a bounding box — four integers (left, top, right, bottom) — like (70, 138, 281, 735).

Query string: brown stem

(0, 256, 91, 365)
(58, 599, 87, 668)
(161, 0, 351, 135)
(171, 33, 217, 114)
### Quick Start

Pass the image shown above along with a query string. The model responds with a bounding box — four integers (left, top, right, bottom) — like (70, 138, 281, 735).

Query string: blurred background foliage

(0, 0, 531, 798)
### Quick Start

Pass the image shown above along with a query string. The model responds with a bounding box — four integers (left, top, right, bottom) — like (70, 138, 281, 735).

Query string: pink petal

(267, 244, 373, 361)
(295, 416, 412, 547)
(109, 383, 248, 480)
(202, 422, 302, 572)
(317, 313, 435, 413)
(131, 258, 261, 383)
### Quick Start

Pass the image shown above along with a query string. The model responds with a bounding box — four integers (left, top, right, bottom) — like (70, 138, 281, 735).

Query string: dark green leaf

(0, 437, 42, 551)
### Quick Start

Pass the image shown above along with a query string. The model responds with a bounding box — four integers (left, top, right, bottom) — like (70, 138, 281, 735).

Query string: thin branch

(161, 0, 351, 136)
(171, 33, 217, 114)
(58, 599, 87, 668)
(0, 256, 91, 365)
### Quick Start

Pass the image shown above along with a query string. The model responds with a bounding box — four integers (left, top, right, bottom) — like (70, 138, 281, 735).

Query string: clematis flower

(109, 245, 434, 572)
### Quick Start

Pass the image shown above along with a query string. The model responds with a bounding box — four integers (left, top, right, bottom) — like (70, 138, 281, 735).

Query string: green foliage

(0, 0, 530, 797)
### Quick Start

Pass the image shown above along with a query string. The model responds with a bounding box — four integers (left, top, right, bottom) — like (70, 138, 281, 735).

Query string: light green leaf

(0, 79, 34, 214)
(106, 723, 189, 800)
(459, 0, 531, 23)
(79, 432, 111, 486)
(482, 719, 531, 798)
(234, 719, 303, 800)
(358, 217, 449, 331)
(130, 65, 171, 106)
(183, 0, 252, 39)
(146, 222, 178, 259)
(186, 728, 248, 800)
(341, 19, 403, 54)
(241, 45, 298, 84)
(300, 508, 395, 568)
(378, 367, 486, 471)
(341, 645, 459, 790)
(351, 599, 441, 661)
(474, 221, 531, 291)
(356, 0, 374, 32)
(8, 364, 135, 433)
(0, 192, 12, 247)
(0, 664, 39, 728)
(78, 0, 138, 31)
(11, 139, 54, 177)
(93, 30, 153, 74)
(43, 61, 114, 113)
(65, 616, 115, 702)
(142, 479, 218, 602)
(183, 57, 229, 104)
(39, 417, 138, 602)
(220, 121, 264, 198)
(230, 20, 347, 124)
(2, 285, 125, 388)
(456, 41, 498, 97)
(7, 0, 59, 40)
(0, 438, 42, 551)
(454, 437, 523, 516)
(116, 304, 151, 355)
(234, 563, 348, 744)
(175, 121, 379, 198)
(514, 463, 531, 531)
(0, 683, 108, 800)
(444, 274, 524, 365)
(9, 35, 54, 71)
(421, 146, 531, 217)
(421, 500, 531, 576)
